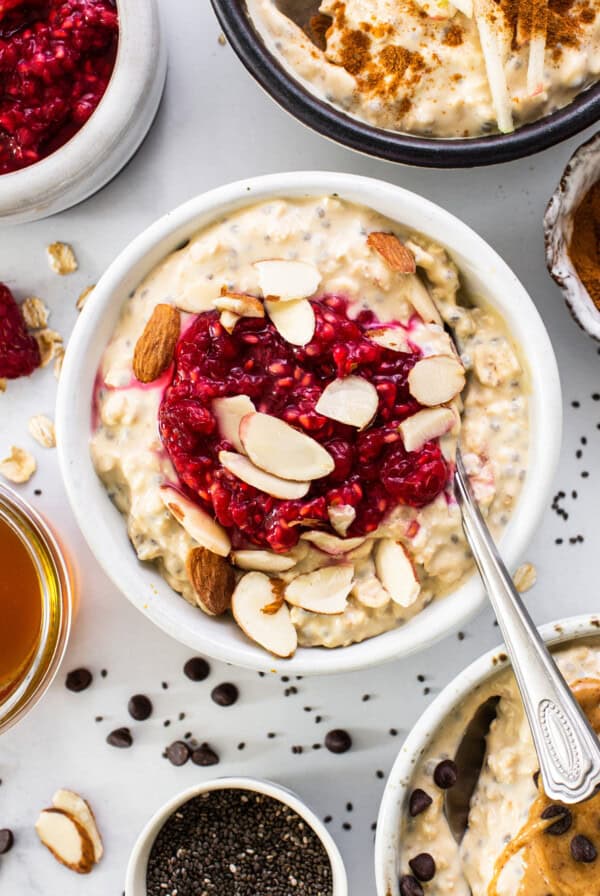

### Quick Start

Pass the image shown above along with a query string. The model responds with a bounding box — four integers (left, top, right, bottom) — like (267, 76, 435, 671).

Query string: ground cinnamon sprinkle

(570, 181, 600, 309)
(338, 28, 371, 75)
(442, 24, 464, 47)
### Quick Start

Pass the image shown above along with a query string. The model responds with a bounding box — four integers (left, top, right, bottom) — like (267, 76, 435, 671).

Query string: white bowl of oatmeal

(375, 614, 600, 896)
(56, 172, 561, 674)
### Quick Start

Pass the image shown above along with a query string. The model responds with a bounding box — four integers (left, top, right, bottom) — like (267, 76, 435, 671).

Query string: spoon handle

(454, 450, 600, 804)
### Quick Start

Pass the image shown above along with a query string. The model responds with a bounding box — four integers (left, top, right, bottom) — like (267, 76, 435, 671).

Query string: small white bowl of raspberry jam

(0, 0, 166, 224)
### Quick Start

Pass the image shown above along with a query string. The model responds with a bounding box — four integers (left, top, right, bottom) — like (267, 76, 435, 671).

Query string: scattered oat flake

(21, 297, 49, 329)
(76, 285, 94, 312)
(53, 347, 65, 380)
(47, 242, 78, 275)
(218, 33, 226, 45)
(28, 415, 56, 449)
(0, 446, 36, 483)
(35, 328, 63, 367)
(513, 563, 537, 593)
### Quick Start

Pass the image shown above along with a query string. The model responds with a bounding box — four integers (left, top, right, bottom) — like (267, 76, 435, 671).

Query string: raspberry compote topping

(159, 296, 450, 553)
(0, 0, 118, 175)
(0, 281, 40, 378)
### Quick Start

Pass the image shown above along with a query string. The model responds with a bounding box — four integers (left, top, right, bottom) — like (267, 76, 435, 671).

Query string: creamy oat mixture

(91, 196, 528, 655)
(399, 640, 600, 895)
(248, 0, 600, 137)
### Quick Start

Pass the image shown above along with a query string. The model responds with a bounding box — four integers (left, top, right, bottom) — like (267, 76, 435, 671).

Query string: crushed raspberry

(159, 296, 450, 553)
(0, 282, 40, 378)
(0, 0, 118, 175)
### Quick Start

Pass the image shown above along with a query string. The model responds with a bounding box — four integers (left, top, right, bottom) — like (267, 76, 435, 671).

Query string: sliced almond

(327, 504, 356, 537)
(132, 304, 180, 384)
(232, 572, 297, 658)
(374, 539, 420, 608)
(399, 407, 457, 453)
(35, 808, 95, 874)
(219, 451, 309, 500)
(315, 376, 379, 429)
(285, 564, 354, 615)
(159, 486, 231, 557)
(301, 530, 366, 555)
(239, 413, 334, 481)
(231, 550, 297, 573)
(367, 326, 411, 353)
(352, 559, 391, 609)
(214, 292, 264, 318)
(220, 310, 240, 334)
(406, 276, 443, 326)
(367, 232, 416, 274)
(186, 547, 235, 615)
(51, 790, 103, 864)
(254, 259, 321, 301)
(213, 395, 256, 453)
(266, 298, 315, 346)
(408, 355, 466, 406)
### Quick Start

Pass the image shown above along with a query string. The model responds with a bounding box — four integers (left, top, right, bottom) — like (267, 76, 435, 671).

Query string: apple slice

(214, 292, 264, 318)
(239, 413, 334, 481)
(52, 791, 103, 864)
(367, 326, 411, 353)
(265, 298, 315, 346)
(315, 376, 379, 429)
(399, 407, 457, 453)
(213, 395, 256, 453)
(408, 355, 466, 406)
(35, 809, 95, 874)
(407, 276, 443, 326)
(254, 259, 321, 301)
(285, 564, 354, 615)
(231, 550, 297, 573)
(159, 486, 231, 557)
(327, 503, 356, 537)
(232, 572, 297, 658)
(374, 540, 420, 607)
(219, 451, 310, 500)
(301, 530, 366, 555)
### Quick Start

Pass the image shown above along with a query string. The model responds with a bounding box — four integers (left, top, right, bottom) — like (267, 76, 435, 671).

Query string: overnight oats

(247, 0, 600, 136)
(91, 196, 529, 658)
(398, 640, 600, 896)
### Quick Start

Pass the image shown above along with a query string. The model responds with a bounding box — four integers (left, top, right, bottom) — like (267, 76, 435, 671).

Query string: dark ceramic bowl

(210, 0, 600, 169)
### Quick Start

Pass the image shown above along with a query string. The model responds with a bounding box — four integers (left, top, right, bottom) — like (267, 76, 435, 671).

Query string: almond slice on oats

(231, 550, 297, 573)
(285, 564, 354, 615)
(315, 376, 379, 430)
(265, 298, 316, 346)
(214, 292, 264, 318)
(408, 355, 466, 406)
(213, 395, 256, 453)
(132, 304, 180, 384)
(367, 326, 411, 353)
(220, 310, 240, 334)
(186, 547, 235, 615)
(51, 791, 103, 864)
(219, 451, 310, 500)
(367, 232, 416, 274)
(300, 530, 366, 556)
(352, 558, 391, 609)
(375, 540, 420, 608)
(232, 572, 297, 658)
(254, 259, 321, 301)
(239, 413, 334, 481)
(407, 276, 443, 326)
(35, 808, 95, 874)
(327, 504, 356, 537)
(159, 486, 231, 557)
(399, 407, 457, 453)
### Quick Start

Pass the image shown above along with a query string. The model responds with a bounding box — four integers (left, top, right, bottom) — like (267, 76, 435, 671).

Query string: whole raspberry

(0, 282, 41, 379)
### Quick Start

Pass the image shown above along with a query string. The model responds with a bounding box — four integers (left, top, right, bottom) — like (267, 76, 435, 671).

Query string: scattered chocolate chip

(409, 789, 433, 817)
(183, 657, 210, 681)
(166, 741, 190, 767)
(409, 853, 436, 882)
(191, 743, 219, 766)
(128, 694, 153, 721)
(65, 667, 92, 692)
(433, 759, 458, 790)
(324, 729, 352, 754)
(541, 804, 573, 836)
(211, 682, 239, 707)
(106, 727, 133, 749)
(571, 834, 597, 863)
(399, 874, 424, 896)
(0, 829, 14, 854)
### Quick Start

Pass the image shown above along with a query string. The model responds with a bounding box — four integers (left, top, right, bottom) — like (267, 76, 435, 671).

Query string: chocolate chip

(433, 759, 458, 789)
(106, 727, 132, 748)
(409, 789, 433, 817)
(0, 829, 14, 854)
(408, 853, 436, 882)
(541, 804, 572, 836)
(324, 729, 352, 754)
(191, 743, 219, 766)
(128, 694, 153, 721)
(211, 682, 239, 707)
(399, 874, 424, 896)
(65, 667, 92, 692)
(571, 834, 597, 863)
(183, 657, 210, 682)
(166, 741, 190, 767)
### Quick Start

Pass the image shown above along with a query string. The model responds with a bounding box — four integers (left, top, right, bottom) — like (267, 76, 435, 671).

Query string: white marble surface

(1, 3, 600, 894)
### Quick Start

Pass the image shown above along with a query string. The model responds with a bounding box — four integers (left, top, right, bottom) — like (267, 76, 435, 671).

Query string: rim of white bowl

(374, 612, 600, 896)
(56, 171, 563, 676)
(125, 776, 348, 896)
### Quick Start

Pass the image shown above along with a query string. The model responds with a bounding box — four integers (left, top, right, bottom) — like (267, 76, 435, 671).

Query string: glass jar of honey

(0, 484, 73, 734)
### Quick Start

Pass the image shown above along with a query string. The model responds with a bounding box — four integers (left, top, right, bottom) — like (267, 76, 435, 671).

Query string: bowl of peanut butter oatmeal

(210, 0, 600, 167)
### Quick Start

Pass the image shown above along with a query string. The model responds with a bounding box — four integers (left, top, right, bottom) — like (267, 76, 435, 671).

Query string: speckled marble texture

(0, 3, 599, 894)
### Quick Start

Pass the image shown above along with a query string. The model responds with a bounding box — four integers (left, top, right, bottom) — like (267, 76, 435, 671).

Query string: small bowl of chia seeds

(126, 777, 347, 896)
